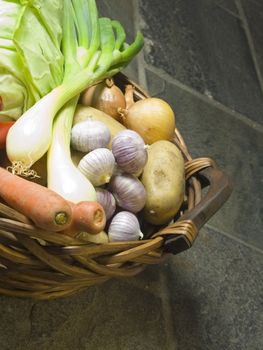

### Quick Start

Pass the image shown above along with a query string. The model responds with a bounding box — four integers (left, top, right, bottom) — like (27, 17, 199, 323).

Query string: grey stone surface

(139, 0, 263, 124)
(240, 0, 263, 88)
(211, 0, 238, 15)
(166, 226, 263, 350)
(145, 68, 263, 249)
(0, 278, 167, 350)
(0, 297, 33, 350)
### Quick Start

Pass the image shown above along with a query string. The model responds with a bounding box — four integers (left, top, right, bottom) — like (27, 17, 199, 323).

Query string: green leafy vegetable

(0, 0, 64, 120)
(6, 0, 144, 185)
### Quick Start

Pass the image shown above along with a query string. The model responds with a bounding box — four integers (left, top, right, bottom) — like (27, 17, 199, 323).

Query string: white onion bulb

(109, 173, 147, 213)
(78, 148, 115, 186)
(112, 130, 147, 174)
(71, 118, 110, 152)
(108, 211, 143, 241)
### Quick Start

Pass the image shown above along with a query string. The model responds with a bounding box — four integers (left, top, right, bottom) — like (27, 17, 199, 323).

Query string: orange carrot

(0, 167, 72, 231)
(63, 201, 106, 237)
(0, 121, 15, 149)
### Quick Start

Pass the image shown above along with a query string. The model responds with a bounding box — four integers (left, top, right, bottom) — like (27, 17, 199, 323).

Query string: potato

(141, 140, 185, 225)
(73, 105, 126, 148)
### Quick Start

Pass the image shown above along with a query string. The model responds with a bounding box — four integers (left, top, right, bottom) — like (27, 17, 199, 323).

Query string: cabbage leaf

(0, 0, 64, 120)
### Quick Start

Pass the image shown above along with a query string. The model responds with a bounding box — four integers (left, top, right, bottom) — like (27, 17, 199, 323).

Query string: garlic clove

(96, 188, 116, 220)
(108, 211, 143, 241)
(78, 148, 116, 186)
(109, 173, 147, 213)
(112, 130, 148, 175)
(71, 118, 111, 152)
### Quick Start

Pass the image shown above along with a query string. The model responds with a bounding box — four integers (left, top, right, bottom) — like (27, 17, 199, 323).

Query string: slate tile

(166, 226, 263, 350)
(0, 297, 33, 350)
(145, 68, 263, 249)
(139, 0, 263, 124)
(210, 0, 238, 15)
(25, 279, 167, 350)
(240, 0, 263, 85)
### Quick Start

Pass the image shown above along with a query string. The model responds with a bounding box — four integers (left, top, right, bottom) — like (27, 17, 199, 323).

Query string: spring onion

(46, 0, 143, 201)
(6, 0, 144, 178)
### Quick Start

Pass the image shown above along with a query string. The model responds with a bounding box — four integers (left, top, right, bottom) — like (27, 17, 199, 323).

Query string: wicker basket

(0, 74, 233, 300)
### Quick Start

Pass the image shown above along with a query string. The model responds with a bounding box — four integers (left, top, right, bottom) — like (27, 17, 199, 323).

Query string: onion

(80, 78, 126, 120)
(120, 85, 176, 144)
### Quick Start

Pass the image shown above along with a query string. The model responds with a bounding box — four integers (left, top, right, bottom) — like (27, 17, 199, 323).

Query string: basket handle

(163, 166, 233, 254)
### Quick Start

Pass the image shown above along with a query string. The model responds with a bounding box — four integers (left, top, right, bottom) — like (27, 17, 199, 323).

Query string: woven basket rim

(0, 73, 219, 299)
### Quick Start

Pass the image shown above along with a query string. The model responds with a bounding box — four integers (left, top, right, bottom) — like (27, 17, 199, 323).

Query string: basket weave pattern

(0, 75, 218, 299)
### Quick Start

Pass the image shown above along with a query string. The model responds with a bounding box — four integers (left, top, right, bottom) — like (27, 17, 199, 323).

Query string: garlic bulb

(109, 173, 147, 213)
(111, 130, 148, 175)
(96, 188, 116, 220)
(108, 211, 143, 241)
(78, 148, 115, 186)
(71, 118, 110, 152)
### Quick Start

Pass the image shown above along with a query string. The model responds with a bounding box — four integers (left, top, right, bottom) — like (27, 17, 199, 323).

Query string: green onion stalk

(6, 0, 144, 190)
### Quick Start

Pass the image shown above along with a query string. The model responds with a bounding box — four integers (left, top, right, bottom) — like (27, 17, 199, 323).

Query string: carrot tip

(55, 212, 69, 226)
(94, 209, 104, 224)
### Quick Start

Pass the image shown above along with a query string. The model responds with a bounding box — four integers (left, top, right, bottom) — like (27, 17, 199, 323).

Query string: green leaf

(0, 0, 64, 118)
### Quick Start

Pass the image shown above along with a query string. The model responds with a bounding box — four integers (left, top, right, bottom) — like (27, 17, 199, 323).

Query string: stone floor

(1, 1, 263, 349)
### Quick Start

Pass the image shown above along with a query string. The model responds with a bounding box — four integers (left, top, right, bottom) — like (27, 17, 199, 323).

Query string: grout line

(144, 63, 263, 133)
(159, 269, 179, 350)
(132, 0, 148, 90)
(205, 223, 263, 255)
(235, 0, 263, 96)
(216, 4, 241, 19)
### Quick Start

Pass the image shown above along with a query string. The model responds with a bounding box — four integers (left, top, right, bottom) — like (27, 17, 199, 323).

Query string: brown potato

(141, 140, 185, 225)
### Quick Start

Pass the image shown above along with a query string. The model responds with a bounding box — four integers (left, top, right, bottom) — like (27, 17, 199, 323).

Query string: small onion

(112, 130, 148, 174)
(120, 85, 175, 145)
(71, 118, 110, 152)
(80, 78, 126, 120)
(96, 188, 116, 220)
(108, 211, 143, 242)
(109, 173, 146, 213)
(78, 148, 115, 186)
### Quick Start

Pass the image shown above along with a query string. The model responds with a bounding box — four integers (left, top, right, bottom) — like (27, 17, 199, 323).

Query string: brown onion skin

(121, 96, 176, 145)
(80, 79, 126, 121)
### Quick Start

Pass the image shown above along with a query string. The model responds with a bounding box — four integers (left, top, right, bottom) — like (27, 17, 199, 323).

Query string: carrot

(0, 121, 15, 149)
(0, 167, 72, 231)
(63, 201, 106, 237)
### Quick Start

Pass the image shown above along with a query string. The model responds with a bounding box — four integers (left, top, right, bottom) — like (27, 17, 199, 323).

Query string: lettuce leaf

(0, 0, 64, 120)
